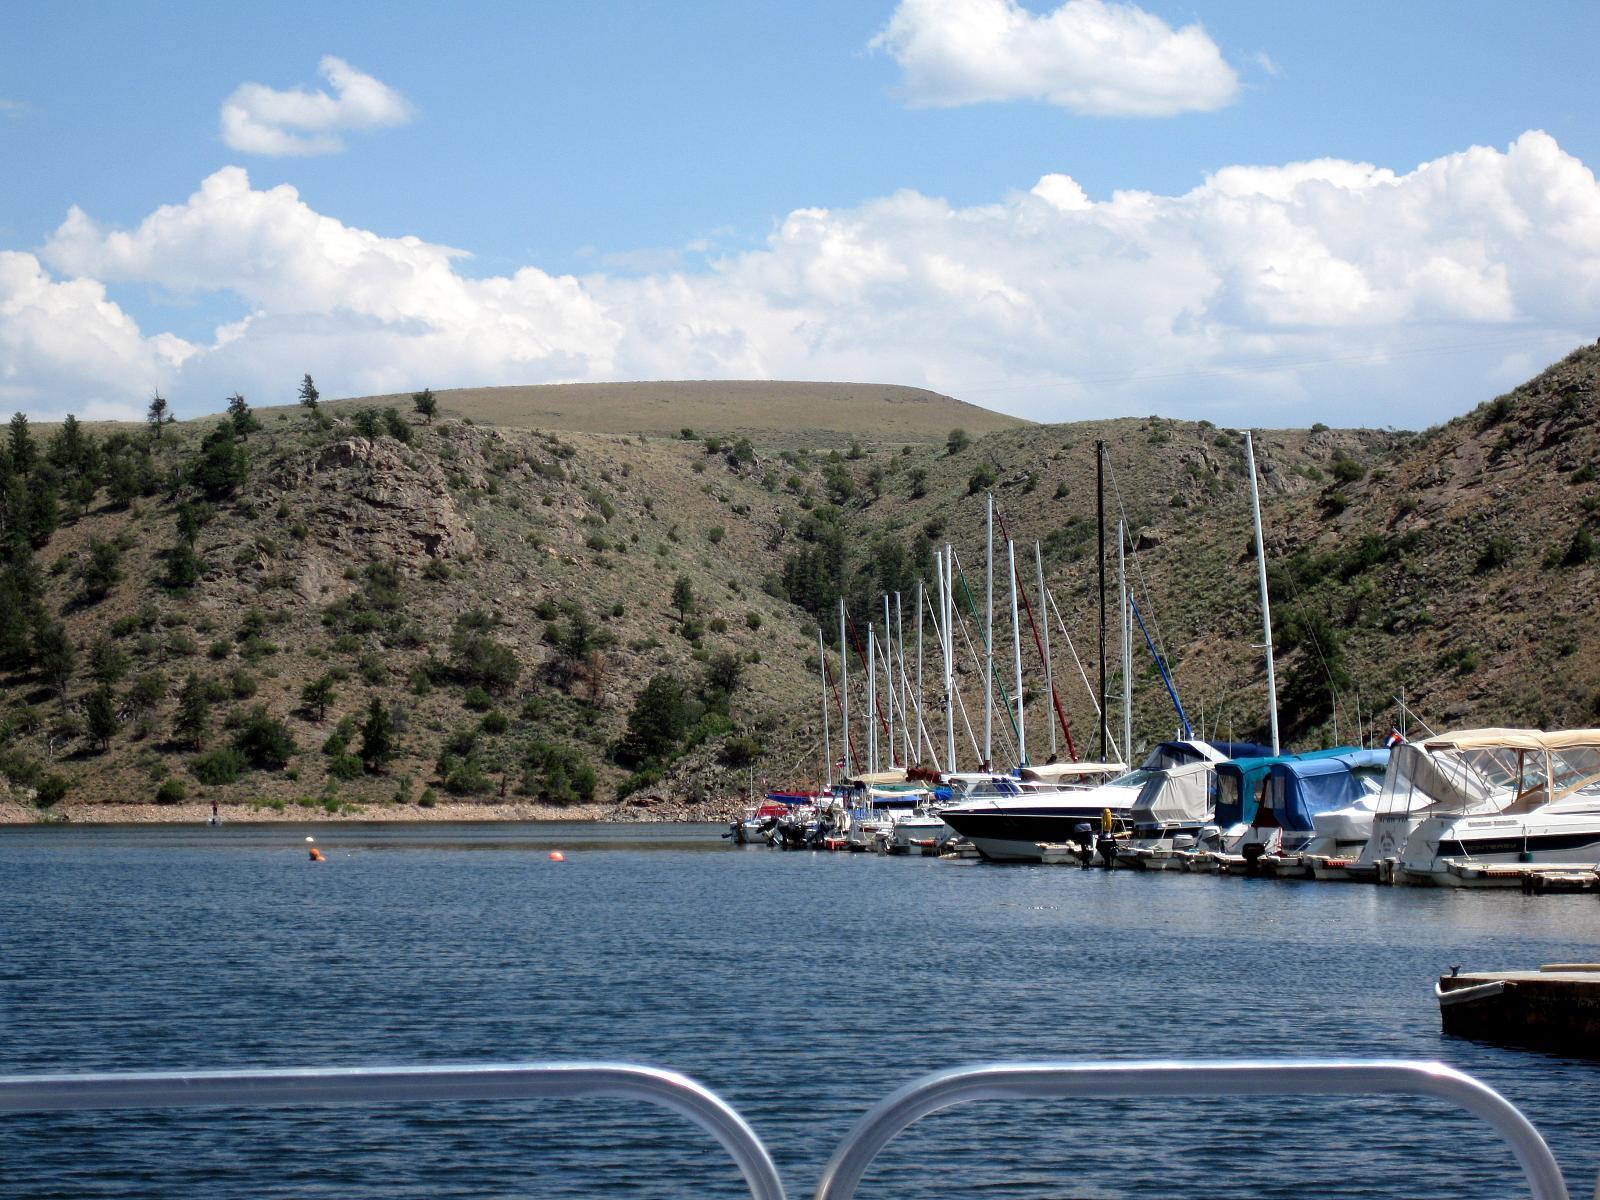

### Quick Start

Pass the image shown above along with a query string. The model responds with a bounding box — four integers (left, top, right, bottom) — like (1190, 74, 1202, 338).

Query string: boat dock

(1437, 965, 1600, 1056)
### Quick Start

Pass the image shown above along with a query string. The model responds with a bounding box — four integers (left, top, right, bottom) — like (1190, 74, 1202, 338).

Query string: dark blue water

(2, 823, 1597, 1199)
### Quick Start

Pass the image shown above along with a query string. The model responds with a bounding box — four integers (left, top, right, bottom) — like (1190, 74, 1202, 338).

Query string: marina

(5, 821, 1600, 1198)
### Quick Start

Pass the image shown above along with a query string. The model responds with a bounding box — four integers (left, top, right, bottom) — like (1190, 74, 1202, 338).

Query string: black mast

(1096, 439, 1107, 761)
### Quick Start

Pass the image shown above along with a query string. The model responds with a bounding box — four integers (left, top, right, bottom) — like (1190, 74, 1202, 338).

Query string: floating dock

(1436, 964, 1600, 1056)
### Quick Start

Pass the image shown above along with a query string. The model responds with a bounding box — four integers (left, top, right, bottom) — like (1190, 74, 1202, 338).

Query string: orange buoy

(309, 847, 326, 862)
(548, 850, 566, 862)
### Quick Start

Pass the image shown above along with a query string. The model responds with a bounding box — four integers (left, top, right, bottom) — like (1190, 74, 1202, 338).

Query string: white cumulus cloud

(870, 0, 1240, 116)
(219, 56, 413, 156)
(6, 132, 1600, 427)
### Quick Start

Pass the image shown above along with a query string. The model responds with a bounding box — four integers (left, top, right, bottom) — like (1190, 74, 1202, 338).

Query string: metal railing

(0, 1061, 786, 1200)
(0, 1058, 1574, 1200)
(814, 1059, 1570, 1200)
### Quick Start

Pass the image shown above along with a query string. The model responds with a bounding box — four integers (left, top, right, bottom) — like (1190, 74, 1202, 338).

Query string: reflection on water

(3, 822, 1598, 1198)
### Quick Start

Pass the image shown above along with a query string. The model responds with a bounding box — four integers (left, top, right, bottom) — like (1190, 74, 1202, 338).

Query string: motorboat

(1390, 729, 1600, 885)
(728, 797, 790, 845)
(1114, 760, 1218, 870)
(1250, 749, 1389, 877)
(936, 740, 1267, 862)
(887, 782, 955, 854)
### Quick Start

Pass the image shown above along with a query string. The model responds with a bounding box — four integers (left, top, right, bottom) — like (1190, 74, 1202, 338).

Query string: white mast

(818, 627, 832, 789)
(1119, 520, 1132, 767)
(1034, 540, 1055, 761)
(867, 623, 878, 774)
(882, 594, 894, 764)
(1243, 430, 1281, 755)
(1009, 539, 1026, 766)
(895, 592, 910, 767)
(943, 545, 957, 773)
(984, 490, 994, 769)
(915, 580, 924, 767)
(838, 599, 850, 779)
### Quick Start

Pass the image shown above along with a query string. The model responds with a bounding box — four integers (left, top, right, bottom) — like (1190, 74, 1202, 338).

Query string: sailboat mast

(943, 544, 957, 773)
(818, 626, 832, 789)
(916, 580, 924, 766)
(1119, 519, 1132, 766)
(1244, 430, 1281, 755)
(1009, 539, 1026, 766)
(985, 490, 994, 769)
(896, 592, 909, 767)
(867, 623, 878, 774)
(882, 594, 894, 764)
(1096, 439, 1108, 761)
(838, 599, 850, 779)
(1034, 540, 1055, 761)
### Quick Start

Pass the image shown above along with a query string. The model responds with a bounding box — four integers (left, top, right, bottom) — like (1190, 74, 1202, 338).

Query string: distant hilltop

(331, 380, 1029, 445)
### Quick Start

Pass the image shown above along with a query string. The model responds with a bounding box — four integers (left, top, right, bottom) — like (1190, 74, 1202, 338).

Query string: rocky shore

(0, 794, 745, 825)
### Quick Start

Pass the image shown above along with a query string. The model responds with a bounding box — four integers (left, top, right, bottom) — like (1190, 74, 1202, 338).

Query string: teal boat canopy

(1262, 748, 1391, 834)
(1213, 747, 1360, 827)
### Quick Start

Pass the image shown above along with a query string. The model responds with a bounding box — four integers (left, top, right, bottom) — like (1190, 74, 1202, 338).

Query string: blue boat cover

(1263, 749, 1391, 832)
(1214, 747, 1358, 826)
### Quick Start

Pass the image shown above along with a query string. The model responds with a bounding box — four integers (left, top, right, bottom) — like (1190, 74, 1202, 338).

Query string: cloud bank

(7, 132, 1600, 427)
(870, 0, 1240, 116)
(220, 56, 413, 156)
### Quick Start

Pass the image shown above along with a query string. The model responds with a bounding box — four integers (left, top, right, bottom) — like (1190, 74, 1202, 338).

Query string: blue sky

(4, 0, 1599, 426)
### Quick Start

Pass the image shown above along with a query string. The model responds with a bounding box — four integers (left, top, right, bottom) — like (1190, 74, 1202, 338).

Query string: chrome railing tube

(0, 1061, 786, 1200)
(814, 1059, 1569, 1200)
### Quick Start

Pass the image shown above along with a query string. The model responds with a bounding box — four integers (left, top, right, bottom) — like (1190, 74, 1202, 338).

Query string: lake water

(2, 822, 1598, 1199)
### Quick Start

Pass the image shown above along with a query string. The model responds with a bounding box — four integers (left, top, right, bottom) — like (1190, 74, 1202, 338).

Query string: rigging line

(949, 551, 1023, 765)
(893, 631, 932, 767)
(1391, 695, 1438, 738)
(784, 737, 822, 781)
(919, 588, 950, 766)
(873, 622, 901, 766)
(948, 550, 1024, 752)
(1103, 457, 1188, 734)
(950, 577, 1020, 769)
(896, 620, 934, 771)
(943, 558, 1021, 768)
(1104, 456, 1175, 673)
(1129, 590, 1192, 739)
(843, 608, 893, 747)
(821, 655, 861, 780)
(1045, 587, 1122, 764)
(1277, 568, 1347, 740)
(992, 503, 1078, 760)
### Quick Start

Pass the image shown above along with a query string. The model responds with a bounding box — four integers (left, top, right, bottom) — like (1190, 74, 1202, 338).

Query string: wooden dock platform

(1437, 964, 1600, 1056)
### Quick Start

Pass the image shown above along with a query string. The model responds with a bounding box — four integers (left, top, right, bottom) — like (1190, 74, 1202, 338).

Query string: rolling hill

(335, 380, 1028, 446)
(0, 348, 1595, 823)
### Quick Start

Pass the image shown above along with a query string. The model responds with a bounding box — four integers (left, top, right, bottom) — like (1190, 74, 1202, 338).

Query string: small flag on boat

(1385, 727, 1404, 748)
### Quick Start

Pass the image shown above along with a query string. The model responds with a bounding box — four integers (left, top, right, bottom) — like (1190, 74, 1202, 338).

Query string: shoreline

(0, 798, 739, 825)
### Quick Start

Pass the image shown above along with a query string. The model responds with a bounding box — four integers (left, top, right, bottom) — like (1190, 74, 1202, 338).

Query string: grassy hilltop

(0, 356, 1596, 823)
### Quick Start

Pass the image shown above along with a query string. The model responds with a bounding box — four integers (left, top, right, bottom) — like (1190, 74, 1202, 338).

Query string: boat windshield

(1137, 744, 1205, 771)
(1105, 769, 1157, 789)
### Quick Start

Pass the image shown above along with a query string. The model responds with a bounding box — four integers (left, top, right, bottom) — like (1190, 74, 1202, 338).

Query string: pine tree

(8, 412, 35, 474)
(85, 686, 117, 751)
(672, 575, 695, 622)
(358, 696, 394, 771)
(226, 393, 260, 440)
(34, 621, 75, 699)
(301, 674, 335, 722)
(175, 672, 210, 750)
(298, 374, 320, 415)
(146, 392, 170, 438)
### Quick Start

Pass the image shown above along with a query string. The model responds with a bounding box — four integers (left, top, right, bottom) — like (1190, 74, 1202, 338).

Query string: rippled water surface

(3, 822, 1598, 1198)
